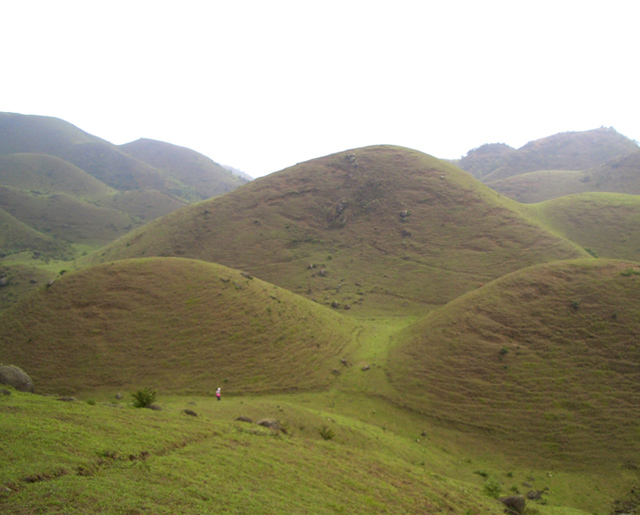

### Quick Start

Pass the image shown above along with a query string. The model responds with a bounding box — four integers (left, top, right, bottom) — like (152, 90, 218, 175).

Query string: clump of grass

(318, 425, 335, 440)
(483, 476, 502, 498)
(131, 387, 157, 408)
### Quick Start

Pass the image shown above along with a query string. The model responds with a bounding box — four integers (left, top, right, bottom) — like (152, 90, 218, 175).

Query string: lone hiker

(216, 387, 221, 401)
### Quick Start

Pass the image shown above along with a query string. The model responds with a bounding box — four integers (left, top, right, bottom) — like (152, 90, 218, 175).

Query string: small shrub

(584, 248, 599, 258)
(318, 425, 335, 440)
(483, 476, 502, 498)
(86, 399, 96, 406)
(131, 387, 157, 408)
(570, 300, 580, 310)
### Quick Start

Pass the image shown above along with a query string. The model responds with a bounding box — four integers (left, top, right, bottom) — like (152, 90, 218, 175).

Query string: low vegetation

(2, 123, 640, 513)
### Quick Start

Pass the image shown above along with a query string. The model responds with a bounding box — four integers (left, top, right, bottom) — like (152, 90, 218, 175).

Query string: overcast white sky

(2, 1, 638, 178)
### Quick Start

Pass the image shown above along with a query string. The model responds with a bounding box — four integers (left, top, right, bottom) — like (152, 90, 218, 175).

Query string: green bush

(318, 425, 335, 440)
(131, 387, 157, 408)
(483, 476, 502, 498)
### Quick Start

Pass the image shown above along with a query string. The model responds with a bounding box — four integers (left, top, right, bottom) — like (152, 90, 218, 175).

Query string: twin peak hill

(89, 145, 588, 316)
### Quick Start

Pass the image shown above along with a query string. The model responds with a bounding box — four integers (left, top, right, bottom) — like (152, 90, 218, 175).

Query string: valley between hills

(1, 114, 640, 514)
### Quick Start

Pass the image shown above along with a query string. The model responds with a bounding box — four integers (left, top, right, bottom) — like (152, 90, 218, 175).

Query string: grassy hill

(0, 113, 248, 279)
(87, 145, 589, 316)
(456, 142, 516, 180)
(0, 389, 517, 515)
(0, 207, 72, 258)
(586, 149, 640, 195)
(3, 136, 640, 513)
(482, 127, 638, 182)
(120, 138, 247, 199)
(58, 141, 200, 202)
(388, 258, 640, 466)
(0, 262, 56, 312)
(0, 113, 101, 155)
(0, 153, 115, 199)
(0, 186, 137, 246)
(529, 193, 640, 262)
(0, 257, 360, 395)
(485, 170, 590, 203)
(485, 150, 640, 203)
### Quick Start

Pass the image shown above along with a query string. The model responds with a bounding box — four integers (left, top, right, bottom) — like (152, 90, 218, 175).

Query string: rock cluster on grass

(0, 364, 34, 392)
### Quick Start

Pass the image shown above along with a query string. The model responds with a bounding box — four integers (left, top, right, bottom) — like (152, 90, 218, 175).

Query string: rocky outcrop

(0, 365, 34, 392)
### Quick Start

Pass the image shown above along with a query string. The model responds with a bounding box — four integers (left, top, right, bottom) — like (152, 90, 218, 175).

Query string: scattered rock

(526, 490, 543, 501)
(241, 272, 254, 280)
(499, 495, 526, 515)
(0, 277, 8, 287)
(361, 365, 370, 371)
(331, 369, 341, 376)
(340, 359, 349, 366)
(236, 416, 253, 423)
(183, 409, 198, 417)
(257, 419, 284, 432)
(115, 392, 124, 400)
(148, 404, 162, 411)
(0, 388, 11, 396)
(400, 210, 409, 219)
(421, 430, 427, 437)
(319, 269, 328, 277)
(0, 365, 34, 393)
(220, 277, 230, 283)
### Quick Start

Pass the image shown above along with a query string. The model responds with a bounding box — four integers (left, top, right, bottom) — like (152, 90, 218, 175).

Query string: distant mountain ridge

(0, 112, 248, 255)
(459, 127, 638, 181)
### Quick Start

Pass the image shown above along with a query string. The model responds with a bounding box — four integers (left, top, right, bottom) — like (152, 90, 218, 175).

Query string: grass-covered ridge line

(388, 258, 640, 466)
(529, 192, 640, 262)
(88, 145, 589, 316)
(0, 257, 360, 395)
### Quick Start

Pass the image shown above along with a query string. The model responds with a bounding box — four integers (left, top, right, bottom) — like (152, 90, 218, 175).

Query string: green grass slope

(58, 141, 199, 201)
(87, 146, 589, 316)
(585, 149, 640, 195)
(0, 153, 116, 199)
(0, 262, 56, 312)
(0, 113, 101, 155)
(120, 138, 248, 199)
(530, 193, 640, 262)
(0, 186, 137, 245)
(0, 390, 512, 515)
(487, 169, 590, 203)
(388, 258, 640, 466)
(0, 257, 360, 395)
(0, 207, 72, 258)
(95, 189, 188, 222)
(484, 150, 640, 204)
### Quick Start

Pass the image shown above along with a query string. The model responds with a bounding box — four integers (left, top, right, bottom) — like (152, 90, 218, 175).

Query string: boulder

(0, 365, 34, 392)
(499, 495, 526, 514)
(257, 419, 283, 431)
